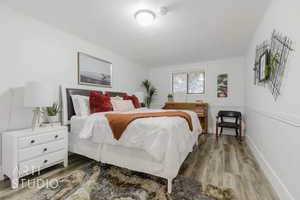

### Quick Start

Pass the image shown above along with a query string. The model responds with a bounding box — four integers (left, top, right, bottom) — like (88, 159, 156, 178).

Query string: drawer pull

(30, 140, 35, 144)
(54, 135, 58, 139)
(43, 148, 48, 152)
(44, 159, 48, 164)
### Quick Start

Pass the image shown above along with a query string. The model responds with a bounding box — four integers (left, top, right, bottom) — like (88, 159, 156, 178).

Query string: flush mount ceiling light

(134, 9, 156, 26)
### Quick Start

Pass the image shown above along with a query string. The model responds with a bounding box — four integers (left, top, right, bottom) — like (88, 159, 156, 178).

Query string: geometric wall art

(253, 30, 294, 100)
(268, 30, 294, 100)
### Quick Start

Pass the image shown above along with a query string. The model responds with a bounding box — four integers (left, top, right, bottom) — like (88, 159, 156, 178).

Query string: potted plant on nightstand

(45, 102, 61, 123)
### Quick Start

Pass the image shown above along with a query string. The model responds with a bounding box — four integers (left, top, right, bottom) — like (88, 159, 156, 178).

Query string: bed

(61, 87, 202, 193)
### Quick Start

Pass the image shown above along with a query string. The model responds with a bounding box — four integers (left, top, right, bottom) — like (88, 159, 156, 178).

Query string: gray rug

(9, 162, 235, 200)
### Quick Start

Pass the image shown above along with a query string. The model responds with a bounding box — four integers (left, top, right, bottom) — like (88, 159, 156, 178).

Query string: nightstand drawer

(18, 140, 65, 161)
(18, 150, 65, 176)
(18, 131, 65, 149)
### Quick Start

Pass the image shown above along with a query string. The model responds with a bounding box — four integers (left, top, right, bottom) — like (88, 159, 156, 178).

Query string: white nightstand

(2, 126, 68, 189)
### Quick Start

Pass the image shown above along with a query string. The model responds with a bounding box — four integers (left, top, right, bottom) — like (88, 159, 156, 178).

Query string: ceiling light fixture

(134, 9, 156, 26)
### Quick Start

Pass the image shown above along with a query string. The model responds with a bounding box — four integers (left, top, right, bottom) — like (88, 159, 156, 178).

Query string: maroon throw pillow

(89, 91, 113, 113)
(123, 95, 141, 108)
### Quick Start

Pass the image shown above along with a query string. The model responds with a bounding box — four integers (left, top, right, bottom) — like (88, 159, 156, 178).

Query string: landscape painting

(217, 74, 228, 98)
(78, 52, 112, 87)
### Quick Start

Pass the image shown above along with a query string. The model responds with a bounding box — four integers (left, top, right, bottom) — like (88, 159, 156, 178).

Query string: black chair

(216, 111, 242, 142)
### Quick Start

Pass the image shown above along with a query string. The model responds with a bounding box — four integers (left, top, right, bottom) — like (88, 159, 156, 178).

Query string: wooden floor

(0, 135, 279, 200)
(182, 134, 279, 200)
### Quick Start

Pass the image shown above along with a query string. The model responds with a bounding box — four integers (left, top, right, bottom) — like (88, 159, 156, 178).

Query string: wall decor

(268, 30, 294, 100)
(217, 74, 228, 98)
(258, 49, 270, 82)
(253, 30, 294, 100)
(78, 52, 112, 87)
(254, 40, 269, 85)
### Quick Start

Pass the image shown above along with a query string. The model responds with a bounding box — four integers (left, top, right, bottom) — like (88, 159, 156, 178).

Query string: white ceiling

(1, 0, 271, 67)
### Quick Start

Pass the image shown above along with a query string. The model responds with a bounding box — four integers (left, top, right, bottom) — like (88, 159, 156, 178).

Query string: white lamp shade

(24, 82, 53, 107)
(133, 92, 144, 103)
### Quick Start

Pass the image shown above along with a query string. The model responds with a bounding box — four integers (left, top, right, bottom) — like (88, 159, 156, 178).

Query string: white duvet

(79, 108, 202, 162)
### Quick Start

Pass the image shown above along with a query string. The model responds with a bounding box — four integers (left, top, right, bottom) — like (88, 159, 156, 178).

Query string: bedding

(105, 111, 193, 140)
(79, 108, 201, 162)
(110, 99, 135, 112)
(89, 92, 113, 113)
(70, 116, 164, 170)
(71, 95, 90, 116)
(111, 96, 123, 101)
(123, 95, 141, 108)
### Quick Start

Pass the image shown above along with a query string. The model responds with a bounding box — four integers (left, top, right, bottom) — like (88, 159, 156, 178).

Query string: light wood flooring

(0, 134, 279, 200)
(182, 134, 279, 200)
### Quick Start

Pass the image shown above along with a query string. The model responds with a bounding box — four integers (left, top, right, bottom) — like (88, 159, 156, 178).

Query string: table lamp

(24, 81, 53, 130)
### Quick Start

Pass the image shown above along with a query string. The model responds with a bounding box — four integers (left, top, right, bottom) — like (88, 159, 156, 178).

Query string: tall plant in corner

(142, 80, 157, 108)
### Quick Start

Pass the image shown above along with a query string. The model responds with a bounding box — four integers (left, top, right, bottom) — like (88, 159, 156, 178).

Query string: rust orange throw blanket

(105, 111, 193, 140)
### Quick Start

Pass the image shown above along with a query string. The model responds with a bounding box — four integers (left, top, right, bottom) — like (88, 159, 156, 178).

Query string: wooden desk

(162, 102, 208, 134)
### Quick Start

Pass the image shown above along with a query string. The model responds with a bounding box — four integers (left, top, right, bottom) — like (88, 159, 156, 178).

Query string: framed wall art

(217, 74, 228, 98)
(78, 52, 112, 87)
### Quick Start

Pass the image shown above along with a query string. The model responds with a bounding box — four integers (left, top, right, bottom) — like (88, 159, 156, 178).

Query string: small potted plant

(45, 102, 61, 123)
(167, 94, 174, 102)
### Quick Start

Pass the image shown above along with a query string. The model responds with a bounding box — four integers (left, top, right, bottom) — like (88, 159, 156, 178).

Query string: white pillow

(111, 96, 123, 101)
(71, 95, 90, 116)
(111, 100, 135, 112)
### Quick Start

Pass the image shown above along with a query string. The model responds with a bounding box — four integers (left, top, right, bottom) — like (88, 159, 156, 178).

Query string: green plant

(265, 53, 279, 78)
(142, 80, 151, 93)
(46, 103, 61, 116)
(142, 80, 157, 108)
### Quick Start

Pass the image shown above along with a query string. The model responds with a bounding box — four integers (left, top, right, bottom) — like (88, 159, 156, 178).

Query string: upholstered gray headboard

(105, 91, 127, 97)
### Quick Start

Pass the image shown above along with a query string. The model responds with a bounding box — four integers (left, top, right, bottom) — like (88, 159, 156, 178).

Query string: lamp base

(32, 107, 42, 130)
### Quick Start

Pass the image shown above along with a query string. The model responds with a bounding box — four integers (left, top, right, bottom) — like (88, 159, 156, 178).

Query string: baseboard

(246, 136, 295, 200)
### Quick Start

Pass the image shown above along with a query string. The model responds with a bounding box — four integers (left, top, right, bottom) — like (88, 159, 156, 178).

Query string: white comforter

(79, 108, 201, 162)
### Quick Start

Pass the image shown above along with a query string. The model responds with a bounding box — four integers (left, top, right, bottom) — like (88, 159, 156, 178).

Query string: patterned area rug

(8, 162, 235, 200)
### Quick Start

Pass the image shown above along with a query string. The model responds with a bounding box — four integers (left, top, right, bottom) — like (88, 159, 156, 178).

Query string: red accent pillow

(123, 95, 141, 108)
(89, 92, 113, 113)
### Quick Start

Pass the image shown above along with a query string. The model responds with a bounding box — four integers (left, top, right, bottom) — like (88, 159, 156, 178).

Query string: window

(172, 71, 205, 94)
(172, 72, 187, 93)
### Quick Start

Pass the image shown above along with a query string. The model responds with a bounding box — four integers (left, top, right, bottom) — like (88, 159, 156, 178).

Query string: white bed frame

(61, 86, 198, 193)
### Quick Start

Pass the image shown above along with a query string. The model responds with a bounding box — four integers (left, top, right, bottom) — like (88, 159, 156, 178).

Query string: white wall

(149, 57, 245, 133)
(0, 4, 148, 170)
(244, 0, 300, 199)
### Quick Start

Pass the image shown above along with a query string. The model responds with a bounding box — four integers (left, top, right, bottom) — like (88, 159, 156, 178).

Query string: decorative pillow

(111, 96, 123, 101)
(89, 92, 113, 113)
(111, 100, 135, 112)
(123, 95, 141, 108)
(71, 95, 90, 116)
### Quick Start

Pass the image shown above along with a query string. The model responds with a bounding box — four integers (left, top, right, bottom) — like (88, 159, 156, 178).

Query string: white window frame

(172, 71, 205, 94)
